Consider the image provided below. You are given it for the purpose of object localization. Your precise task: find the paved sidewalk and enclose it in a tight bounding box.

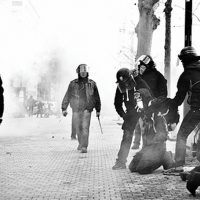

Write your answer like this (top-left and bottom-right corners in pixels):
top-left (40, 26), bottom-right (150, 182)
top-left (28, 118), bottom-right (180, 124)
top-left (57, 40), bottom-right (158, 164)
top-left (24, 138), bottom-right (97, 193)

top-left (0, 117), bottom-right (199, 200)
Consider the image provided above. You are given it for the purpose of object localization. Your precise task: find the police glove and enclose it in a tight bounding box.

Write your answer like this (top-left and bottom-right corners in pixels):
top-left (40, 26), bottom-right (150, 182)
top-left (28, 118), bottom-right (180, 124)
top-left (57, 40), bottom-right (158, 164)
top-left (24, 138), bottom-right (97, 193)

top-left (62, 110), bottom-right (68, 117)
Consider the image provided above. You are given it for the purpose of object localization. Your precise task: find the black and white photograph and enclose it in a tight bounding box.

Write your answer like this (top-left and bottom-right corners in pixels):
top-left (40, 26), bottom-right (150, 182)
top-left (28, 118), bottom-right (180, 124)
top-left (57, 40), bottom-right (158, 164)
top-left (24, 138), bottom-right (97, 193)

top-left (1, 0), bottom-right (200, 199)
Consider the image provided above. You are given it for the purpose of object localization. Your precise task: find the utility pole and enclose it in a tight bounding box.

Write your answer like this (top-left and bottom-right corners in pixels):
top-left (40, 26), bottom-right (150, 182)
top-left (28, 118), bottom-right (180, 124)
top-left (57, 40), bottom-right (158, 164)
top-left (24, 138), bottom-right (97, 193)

top-left (183, 0), bottom-right (192, 116)
top-left (185, 0), bottom-right (192, 46)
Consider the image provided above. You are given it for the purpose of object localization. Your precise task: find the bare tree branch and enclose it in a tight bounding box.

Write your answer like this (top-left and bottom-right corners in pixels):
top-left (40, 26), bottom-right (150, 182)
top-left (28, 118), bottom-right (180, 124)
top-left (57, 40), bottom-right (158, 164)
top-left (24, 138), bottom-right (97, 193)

top-left (173, 4), bottom-right (200, 23)
top-left (194, 2), bottom-right (200, 12)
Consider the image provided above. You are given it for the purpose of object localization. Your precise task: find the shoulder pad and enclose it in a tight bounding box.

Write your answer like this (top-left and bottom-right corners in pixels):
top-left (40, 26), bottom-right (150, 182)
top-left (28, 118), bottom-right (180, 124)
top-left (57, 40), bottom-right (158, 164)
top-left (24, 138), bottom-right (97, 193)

top-left (70, 79), bottom-right (78, 83)
top-left (88, 79), bottom-right (96, 85)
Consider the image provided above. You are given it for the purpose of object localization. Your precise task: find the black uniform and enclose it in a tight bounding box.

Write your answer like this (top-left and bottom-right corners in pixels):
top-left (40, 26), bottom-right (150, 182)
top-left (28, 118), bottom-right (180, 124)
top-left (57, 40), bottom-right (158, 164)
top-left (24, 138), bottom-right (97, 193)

top-left (170, 60), bottom-right (200, 167)
top-left (114, 76), bottom-right (151, 166)
top-left (132, 67), bottom-right (167, 148)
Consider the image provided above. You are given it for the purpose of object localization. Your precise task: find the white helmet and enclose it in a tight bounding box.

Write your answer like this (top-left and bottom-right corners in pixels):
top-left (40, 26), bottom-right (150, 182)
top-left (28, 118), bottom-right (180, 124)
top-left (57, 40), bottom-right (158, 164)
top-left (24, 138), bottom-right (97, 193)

top-left (135, 55), bottom-right (155, 75)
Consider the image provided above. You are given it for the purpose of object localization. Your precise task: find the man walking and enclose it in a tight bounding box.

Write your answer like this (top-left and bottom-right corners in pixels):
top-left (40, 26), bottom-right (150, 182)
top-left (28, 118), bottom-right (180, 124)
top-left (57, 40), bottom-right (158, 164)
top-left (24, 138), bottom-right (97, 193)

top-left (62, 64), bottom-right (101, 153)
top-left (26, 95), bottom-right (35, 117)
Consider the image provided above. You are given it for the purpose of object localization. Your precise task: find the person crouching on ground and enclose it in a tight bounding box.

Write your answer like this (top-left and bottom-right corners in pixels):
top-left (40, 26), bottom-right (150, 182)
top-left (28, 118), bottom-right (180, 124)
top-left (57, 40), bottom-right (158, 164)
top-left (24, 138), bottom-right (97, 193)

top-left (61, 64), bottom-right (101, 153)
top-left (112, 68), bottom-right (151, 170)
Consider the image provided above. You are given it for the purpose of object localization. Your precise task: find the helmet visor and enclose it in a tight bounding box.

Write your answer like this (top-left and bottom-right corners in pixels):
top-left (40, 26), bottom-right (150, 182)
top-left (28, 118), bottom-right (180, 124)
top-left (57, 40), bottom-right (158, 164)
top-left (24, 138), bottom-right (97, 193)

top-left (79, 65), bottom-right (89, 73)
top-left (77, 64), bottom-right (89, 78)
top-left (135, 55), bottom-right (151, 66)
top-left (142, 56), bottom-right (151, 65)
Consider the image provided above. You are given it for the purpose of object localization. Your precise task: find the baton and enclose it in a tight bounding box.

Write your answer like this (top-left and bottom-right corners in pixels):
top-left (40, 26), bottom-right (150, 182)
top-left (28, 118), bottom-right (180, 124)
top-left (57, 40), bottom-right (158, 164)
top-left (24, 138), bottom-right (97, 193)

top-left (97, 116), bottom-right (103, 134)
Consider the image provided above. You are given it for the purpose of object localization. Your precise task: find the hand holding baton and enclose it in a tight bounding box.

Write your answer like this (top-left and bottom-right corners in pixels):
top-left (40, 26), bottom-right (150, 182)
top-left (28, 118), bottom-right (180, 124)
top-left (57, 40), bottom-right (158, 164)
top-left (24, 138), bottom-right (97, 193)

top-left (96, 112), bottom-right (103, 134)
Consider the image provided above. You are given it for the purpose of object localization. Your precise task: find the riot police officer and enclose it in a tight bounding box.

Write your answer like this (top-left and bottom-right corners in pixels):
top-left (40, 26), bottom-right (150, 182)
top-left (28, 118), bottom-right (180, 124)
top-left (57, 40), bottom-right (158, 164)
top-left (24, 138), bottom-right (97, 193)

top-left (112, 68), bottom-right (151, 169)
top-left (132, 55), bottom-right (167, 149)
top-left (168, 46), bottom-right (200, 171)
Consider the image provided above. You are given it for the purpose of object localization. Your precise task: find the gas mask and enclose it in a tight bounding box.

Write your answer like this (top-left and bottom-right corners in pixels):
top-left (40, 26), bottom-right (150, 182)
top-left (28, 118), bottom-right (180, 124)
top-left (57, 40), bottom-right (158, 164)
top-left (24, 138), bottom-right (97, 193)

top-left (135, 55), bottom-right (152, 75)
top-left (138, 64), bottom-right (147, 75)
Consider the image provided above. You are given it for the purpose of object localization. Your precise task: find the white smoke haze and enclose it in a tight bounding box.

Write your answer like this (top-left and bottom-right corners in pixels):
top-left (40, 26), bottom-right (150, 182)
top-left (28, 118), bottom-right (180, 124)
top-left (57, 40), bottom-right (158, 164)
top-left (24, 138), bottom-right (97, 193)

top-left (0, 0), bottom-right (200, 135)
top-left (0, 0), bottom-right (131, 120)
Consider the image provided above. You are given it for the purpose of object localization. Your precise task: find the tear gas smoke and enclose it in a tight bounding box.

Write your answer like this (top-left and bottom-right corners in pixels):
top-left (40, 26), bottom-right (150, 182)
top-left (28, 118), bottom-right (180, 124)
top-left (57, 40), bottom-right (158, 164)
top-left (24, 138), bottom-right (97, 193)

top-left (1, 0), bottom-right (200, 138)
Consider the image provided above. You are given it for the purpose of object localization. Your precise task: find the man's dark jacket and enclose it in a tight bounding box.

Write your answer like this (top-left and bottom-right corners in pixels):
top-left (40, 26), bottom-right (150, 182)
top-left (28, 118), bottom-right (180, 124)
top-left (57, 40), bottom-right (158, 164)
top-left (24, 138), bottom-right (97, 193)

top-left (62, 78), bottom-right (101, 113)
top-left (114, 76), bottom-right (151, 131)
top-left (142, 68), bottom-right (167, 98)
top-left (170, 61), bottom-right (200, 109)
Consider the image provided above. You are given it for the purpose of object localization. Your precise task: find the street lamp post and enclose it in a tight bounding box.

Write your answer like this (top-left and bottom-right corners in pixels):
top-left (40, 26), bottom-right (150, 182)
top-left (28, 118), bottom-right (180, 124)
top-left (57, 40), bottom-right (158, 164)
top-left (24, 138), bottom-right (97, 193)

top-left (185, 0), bottom-right (192, 46)
top-left (183, 0), bottom-right (192, 116)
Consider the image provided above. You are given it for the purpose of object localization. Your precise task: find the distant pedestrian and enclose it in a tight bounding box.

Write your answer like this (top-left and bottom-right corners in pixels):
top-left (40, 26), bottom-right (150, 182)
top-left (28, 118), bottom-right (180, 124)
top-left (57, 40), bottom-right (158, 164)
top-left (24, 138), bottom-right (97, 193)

top-left (36, 100), bottom-right (44, 118)
top-left (43, 102), bottom-right (53, 118)
top-left (61, 64), bottom-right (101, 153)
top-left (0, 75), bottom-right (4, 124)
top-left (26, 95), bottom-right (35, 117)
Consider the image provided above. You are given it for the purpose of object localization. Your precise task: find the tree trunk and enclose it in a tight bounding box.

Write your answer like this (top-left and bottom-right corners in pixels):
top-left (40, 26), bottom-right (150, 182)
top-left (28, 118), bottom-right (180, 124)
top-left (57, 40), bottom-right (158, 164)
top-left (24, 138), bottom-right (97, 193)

top-left (135, 0), bottom-right (160, 59)
top-left (164, 0), bottom-right (172, 96)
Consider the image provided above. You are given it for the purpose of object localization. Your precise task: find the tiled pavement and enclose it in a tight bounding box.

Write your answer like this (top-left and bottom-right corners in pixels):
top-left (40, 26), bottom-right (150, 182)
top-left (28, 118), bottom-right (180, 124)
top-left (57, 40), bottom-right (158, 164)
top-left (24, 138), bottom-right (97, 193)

top-left (0, 116), bottom-right (199, 200)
